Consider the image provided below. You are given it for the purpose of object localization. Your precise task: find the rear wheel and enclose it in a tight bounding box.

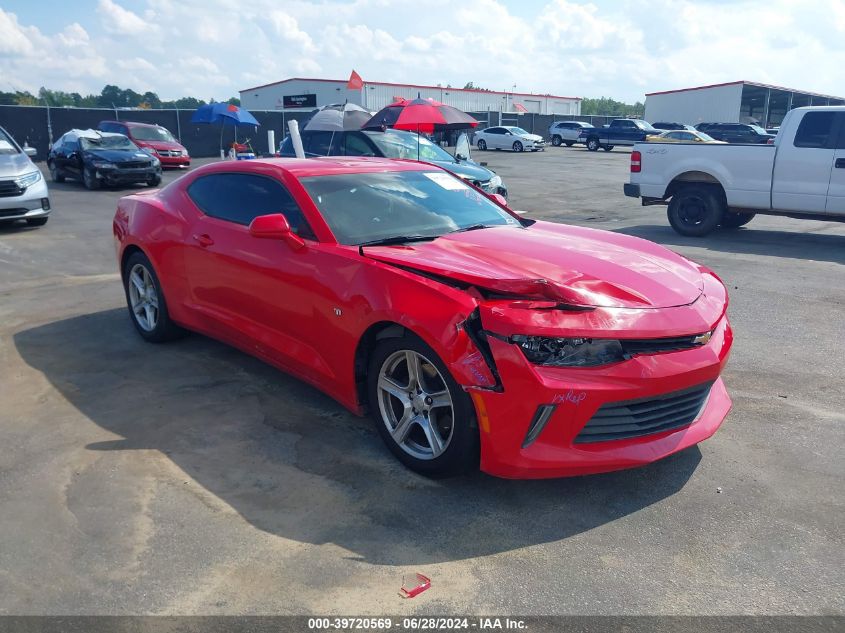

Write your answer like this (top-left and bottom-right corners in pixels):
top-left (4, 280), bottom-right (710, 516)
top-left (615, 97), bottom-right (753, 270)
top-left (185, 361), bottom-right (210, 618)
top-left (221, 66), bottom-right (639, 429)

top-left (603, 145), bottom-right (614, 151)
top-left (721, 211), bottom-right (756, 228)
top-left (123, 252), bottom-right (185, 343)
top-left (586, 137), bottom-right (600, 151)
top-left (83, 167), bottom-right (100, 190)
top-left (667, 185), bottom-right (724, 237)
top-left (551, 135), bottom-right (562, 146)
top-left (368, 335), bottom-right (478, 478)
top-left (26, 217), bottom-right (48, 227)
top-left (477, 139), bottom-right (487, 151)
top-left (512, 141), bottom-right (523, 152)
top-left (48, 161), bottom-right (65, 183)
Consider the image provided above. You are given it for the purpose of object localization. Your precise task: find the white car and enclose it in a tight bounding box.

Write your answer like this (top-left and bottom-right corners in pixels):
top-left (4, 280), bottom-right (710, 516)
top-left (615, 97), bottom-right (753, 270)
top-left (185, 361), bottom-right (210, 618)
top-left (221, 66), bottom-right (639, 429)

top-left (474, 126), bottom-right (545, 152)
top-left (0, 125), bottom-right (50, 227)
top-left (549, 120), bottom-right (594, 146)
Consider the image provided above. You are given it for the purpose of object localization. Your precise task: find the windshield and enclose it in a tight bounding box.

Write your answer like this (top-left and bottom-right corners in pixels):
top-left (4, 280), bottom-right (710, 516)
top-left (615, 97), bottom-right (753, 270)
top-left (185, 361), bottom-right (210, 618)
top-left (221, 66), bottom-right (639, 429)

top-left (507, 127), bottom-right (529, 135)
top-left (364, 130), bottom-right (456, 163)
top-left (300, 170), bottom-right (520, 245)
top-left (130, 126), bottom-right (176, 142)
top-left (80, 135), bottom-right (138, 151)
top-left (0, 128), bottom-right (20, 155)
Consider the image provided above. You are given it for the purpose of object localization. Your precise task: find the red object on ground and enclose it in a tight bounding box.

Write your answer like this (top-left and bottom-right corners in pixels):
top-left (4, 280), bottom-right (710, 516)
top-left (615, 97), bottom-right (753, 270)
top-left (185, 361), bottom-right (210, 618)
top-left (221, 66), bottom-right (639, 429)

top-left (347, 70), bottom-right (364, 90)
top-left (399, 573), bottom-right (431, 599)
top-left (113, 157), bottom-right (732, 479)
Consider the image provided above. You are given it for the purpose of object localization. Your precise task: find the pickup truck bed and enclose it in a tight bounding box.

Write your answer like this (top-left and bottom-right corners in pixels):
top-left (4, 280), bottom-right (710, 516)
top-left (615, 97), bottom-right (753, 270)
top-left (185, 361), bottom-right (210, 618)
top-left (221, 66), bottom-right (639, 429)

top-left (624, 106), bottom-right (845, 236)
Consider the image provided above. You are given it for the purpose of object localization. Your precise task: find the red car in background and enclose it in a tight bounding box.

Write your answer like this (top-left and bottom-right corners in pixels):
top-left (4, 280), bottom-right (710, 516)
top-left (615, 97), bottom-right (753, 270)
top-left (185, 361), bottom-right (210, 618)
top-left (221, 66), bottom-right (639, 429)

top-left (98, 120), bottom-right (190, 168)
top-left (113, 157), bottom-right (732, 479)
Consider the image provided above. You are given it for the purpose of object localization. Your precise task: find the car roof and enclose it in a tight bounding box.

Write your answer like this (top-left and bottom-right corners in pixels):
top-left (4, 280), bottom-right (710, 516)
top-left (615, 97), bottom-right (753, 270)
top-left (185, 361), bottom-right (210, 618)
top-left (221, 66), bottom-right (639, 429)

top-left (211, 156), bottom-right (438, 178)
top-left (61, 128), bottom-right (126, 142)
top-left (100, 120), bottom-right (165, 129)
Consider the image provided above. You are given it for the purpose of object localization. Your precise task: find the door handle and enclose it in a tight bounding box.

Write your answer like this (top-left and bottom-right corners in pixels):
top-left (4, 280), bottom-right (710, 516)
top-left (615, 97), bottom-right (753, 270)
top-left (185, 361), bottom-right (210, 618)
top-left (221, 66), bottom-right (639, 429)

top-left (193, 233), bottom-right (214, 247)
top-left (835, 158), bottom-right (845, 169)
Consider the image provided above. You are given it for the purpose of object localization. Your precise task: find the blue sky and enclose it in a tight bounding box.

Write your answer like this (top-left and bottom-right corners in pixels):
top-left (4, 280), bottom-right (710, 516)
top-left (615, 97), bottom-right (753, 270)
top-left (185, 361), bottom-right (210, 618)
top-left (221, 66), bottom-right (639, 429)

top-left (2, 0), bottom-right (843, 103)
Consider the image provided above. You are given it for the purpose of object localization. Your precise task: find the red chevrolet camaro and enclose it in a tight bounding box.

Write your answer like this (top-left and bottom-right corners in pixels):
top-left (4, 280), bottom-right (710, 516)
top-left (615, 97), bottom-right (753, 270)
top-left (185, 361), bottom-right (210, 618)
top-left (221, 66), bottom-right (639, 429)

top-left (113, 157), bottom-right (732, 479)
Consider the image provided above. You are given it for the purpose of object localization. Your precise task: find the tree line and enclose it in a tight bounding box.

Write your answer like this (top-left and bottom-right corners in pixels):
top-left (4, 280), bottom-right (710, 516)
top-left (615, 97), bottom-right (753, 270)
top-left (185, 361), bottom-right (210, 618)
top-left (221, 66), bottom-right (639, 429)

top-left (0, 85), bottom-right (240, 109)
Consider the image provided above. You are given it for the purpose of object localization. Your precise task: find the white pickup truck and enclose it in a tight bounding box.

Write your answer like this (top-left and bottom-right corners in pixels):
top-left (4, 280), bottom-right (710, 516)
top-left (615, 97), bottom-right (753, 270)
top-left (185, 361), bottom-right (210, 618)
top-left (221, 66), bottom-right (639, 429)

top-left (624, 106), bottom-right (845, 236)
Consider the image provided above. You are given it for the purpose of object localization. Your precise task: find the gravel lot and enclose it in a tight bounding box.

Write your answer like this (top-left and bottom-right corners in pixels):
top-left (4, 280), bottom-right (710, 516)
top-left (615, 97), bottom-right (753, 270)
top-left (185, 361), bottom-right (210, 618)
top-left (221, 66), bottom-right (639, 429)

top-left (0, 147), bottom-right (842, 615)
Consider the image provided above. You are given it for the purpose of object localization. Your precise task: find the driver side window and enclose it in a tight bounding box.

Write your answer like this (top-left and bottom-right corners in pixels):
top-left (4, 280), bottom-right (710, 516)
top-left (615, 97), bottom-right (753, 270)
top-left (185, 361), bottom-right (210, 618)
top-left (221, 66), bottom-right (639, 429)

top-left (343, 133), bottom-right (376, 157)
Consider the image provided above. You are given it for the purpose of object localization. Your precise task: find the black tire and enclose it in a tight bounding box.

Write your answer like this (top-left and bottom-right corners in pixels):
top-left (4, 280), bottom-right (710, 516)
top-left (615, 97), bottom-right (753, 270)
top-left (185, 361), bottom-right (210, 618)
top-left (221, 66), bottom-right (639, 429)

top-left (551, 135), bottom-right (562, 146)
top-left (48, 161), bottom-right (65, 183)
top-left (367, 334), bottom-right (479, 478)
top-left (477, 139), bottom-right (487, 151)
top-left (512, 141), bottom-right (523, 152)
top-left (667, 185), bottom-right (725, 237)
top-left (564, 141), bottom-right (574, 147)
top-left (721, 211), bottom-right (756, 228)
top-left (603, 145), bottom-right (614, 151)
top-left (123, 251), bottom-right (185, 343)
top-left (83, 167), bottom-right (100, 190)
top-left (26, 217), bottom-right (48, 227)
top-left (148, 175), bottom-right (162, 187)
top-left (586, 137), bottom-right (600, 151)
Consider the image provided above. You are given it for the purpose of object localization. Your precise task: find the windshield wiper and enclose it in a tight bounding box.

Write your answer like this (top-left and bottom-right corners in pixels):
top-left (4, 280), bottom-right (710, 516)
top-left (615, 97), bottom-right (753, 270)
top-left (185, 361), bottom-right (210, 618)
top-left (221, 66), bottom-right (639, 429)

top-left (357, 234), bottom-right (439, 255)
top-left (451, 223), bottom-right (494, 234)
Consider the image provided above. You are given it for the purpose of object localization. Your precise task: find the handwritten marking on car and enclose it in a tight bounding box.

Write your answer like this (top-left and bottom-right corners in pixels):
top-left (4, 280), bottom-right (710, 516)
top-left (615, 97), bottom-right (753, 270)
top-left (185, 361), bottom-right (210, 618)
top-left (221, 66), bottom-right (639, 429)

top-left (553, 390), bottom-right (587, 406)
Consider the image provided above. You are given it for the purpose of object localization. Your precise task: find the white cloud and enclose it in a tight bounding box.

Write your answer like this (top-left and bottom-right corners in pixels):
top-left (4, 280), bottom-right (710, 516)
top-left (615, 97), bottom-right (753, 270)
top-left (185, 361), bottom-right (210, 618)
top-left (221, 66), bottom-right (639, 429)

top-left (0, 0), bottom-right (843, 103)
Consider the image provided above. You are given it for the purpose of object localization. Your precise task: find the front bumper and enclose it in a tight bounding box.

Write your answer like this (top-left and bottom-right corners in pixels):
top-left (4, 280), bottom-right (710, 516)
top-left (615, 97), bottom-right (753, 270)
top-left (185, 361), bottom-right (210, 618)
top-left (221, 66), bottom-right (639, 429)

top-left (156, 153), bottom-right (191, 168)
top-left (525, 140), bottom-right (546, 151)
top-left (469, 314), bottom-right (733, 479)
top-left (97, 166), bottom-right (161, 184)
top-left (0, 175), bottom-right (51, 221)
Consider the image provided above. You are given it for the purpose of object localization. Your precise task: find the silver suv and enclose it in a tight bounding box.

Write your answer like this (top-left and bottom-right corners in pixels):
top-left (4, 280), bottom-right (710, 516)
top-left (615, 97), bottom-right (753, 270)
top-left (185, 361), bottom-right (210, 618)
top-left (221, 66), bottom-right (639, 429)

top-left (0, 126), bottom-right (50, 227)
top-left (548, 120), bottom-right (594, 147)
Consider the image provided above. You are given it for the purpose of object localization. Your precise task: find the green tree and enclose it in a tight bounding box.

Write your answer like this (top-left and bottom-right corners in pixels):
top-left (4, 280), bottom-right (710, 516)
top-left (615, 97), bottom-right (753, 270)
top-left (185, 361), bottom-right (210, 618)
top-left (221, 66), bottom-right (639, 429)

top-left (581, 96), bottom-right (644, 117)
top-left (226, 96), bottom-right (240, 106)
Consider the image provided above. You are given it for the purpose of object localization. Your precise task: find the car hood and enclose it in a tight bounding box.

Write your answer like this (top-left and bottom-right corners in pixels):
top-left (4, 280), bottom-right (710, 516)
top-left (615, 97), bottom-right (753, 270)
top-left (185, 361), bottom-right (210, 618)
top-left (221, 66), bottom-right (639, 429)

top-left (519, 133), bottom-right (544, 142)
top-left (84, 148), bottom-right (154, 162)
top-left (135, 139), bottom-right (186, 151)
top-left (432, 159), bottom-right (495, 182)
top-left (0, 152), bottom-right (37, 177)
top-left (364, 221), bottom-right (704, 309)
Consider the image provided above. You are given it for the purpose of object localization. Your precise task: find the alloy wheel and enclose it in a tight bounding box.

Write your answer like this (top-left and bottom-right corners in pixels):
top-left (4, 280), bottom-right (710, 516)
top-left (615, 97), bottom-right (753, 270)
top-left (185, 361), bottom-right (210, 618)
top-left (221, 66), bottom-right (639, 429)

top-left (376, 349), bottom-right (454, 460)
top-left (127, 263), bottom-right (159, 332)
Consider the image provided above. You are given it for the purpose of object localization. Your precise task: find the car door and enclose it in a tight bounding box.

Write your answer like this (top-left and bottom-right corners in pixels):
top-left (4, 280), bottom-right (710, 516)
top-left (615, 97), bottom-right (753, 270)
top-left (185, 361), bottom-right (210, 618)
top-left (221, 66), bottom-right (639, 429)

top-left (825, 113), bottom-right (845, 213)
top-left (772, 111), bottom-right (839, 213)
top-left (486, 127), bottom-right (503, 149)
top-left (181, 171), bottom-right (338, 382)
top-left (63, 139), bottom-right (83, 178)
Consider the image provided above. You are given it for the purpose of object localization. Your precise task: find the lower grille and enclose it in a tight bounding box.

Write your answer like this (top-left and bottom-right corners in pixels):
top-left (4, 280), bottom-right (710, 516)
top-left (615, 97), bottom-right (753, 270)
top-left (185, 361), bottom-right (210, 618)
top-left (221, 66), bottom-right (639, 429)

top-left (118, 161), bottom-right (151, 169)
top-left (574, 381), bottom-right (714, 444)
top-left (0, 180), bottom-right (23, 197)
top-left (0, 208), bottom-right (27, 217)
top-left (621, 333), bottom-right (708, 356)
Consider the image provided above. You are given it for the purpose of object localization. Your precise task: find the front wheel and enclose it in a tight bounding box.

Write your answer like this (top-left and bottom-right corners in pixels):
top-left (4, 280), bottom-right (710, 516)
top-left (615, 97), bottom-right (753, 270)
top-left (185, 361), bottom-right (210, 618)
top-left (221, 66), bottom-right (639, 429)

top-left (368, 335), bottom-right (478, 478)
top-left (147, 175), bottom-right (162, 187)
top-left (667, 185), bottom-right (724, 237)
top-left (512, 141), bottom-right (523, 152)
top-left (48, 161), bottom-right (65, 183)
top-left (586, 137), bottom-right (600, 151)
top-left (83, 167), bottom-right (100, 190)
top-left (721, 211), bottom-right (755, 228)
top-left (551, 135), bottom-right (562, 146)
top-left (477, 139), bottom-right (487, 151)
top-left (123, 252), bottom-right (185, 343)
top-left (602, 145), bottom-right (614, 151)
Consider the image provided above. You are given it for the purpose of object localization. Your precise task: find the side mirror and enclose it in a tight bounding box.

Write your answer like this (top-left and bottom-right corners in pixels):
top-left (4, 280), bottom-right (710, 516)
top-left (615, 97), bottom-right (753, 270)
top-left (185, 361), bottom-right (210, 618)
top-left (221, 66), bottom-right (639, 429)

top-left (490, 193), bottom-right (509, 207)
top-left (249, 213), bottom-right (305, 250)
top-left (24, 147), bottom-right (37, 158)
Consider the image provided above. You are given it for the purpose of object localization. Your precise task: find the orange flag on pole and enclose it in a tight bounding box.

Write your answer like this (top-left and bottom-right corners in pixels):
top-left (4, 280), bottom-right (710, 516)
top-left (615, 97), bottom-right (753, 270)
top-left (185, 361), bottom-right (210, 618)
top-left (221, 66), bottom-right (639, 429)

top-left (347, 70), bottom-right (364, 90)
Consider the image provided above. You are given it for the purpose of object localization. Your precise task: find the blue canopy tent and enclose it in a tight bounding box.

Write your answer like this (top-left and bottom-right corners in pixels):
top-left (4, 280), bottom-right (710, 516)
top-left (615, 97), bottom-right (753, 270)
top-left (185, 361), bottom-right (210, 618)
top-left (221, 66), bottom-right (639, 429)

top-left (190, 103), bottom-right (260, 156)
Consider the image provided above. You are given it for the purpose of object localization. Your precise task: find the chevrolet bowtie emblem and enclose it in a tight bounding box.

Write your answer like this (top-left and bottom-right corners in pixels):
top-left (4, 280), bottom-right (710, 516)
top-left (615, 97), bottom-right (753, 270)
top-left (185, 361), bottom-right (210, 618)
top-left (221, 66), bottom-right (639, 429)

top-left (693, 331), bottom-right (712, 345)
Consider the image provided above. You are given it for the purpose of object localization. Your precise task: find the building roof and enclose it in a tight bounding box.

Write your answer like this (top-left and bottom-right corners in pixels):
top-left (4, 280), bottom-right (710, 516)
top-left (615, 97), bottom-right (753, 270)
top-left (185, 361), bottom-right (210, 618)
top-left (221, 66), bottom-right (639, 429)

top-left (240, 77), bottom-right (581, 101)
top-left (645, 80), bottom-right (844, 101)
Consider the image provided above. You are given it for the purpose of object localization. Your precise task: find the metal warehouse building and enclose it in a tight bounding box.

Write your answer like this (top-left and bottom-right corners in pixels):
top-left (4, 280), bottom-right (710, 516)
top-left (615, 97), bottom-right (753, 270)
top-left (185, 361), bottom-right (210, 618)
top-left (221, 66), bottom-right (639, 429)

top-left (644, 81), bottom-right (845, 128)
top-left (240, 77), bottom-right (581, 115)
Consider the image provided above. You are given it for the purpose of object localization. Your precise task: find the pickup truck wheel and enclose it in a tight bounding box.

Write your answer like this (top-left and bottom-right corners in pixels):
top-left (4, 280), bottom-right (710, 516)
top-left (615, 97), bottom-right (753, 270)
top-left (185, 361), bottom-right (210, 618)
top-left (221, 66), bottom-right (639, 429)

top-left (586, 138), bottom-right (600, 151)
top-left (512, 141), bottom-right (523, 152)
top-left (667, 186), bottom-right (724, 237)
top-left (551, 135), bottom-right (562, 146)
top-left (602, 145), bottom-right (614, 151)
top-left (477, 139), bottom-right (487, 151)
top-left (721, 211), bottom-right (756, 228)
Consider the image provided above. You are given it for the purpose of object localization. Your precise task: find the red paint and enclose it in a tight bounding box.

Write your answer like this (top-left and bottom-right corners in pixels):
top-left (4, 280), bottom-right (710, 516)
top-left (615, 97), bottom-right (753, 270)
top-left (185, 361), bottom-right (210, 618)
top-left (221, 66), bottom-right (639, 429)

top-left (113, 157), bottom-right (733, 479)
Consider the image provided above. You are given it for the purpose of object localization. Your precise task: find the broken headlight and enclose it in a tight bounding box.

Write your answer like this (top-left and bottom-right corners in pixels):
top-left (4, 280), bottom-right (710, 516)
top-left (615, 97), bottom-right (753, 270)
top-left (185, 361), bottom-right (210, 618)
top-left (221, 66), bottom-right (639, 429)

top-left (511, 335), bottom-right (627, 367)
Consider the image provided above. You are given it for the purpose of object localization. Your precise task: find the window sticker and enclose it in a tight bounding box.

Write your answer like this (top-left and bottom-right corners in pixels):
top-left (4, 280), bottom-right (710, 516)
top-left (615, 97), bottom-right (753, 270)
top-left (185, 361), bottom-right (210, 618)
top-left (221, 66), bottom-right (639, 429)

top-left (423, 172), bottom-right (466, 190)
